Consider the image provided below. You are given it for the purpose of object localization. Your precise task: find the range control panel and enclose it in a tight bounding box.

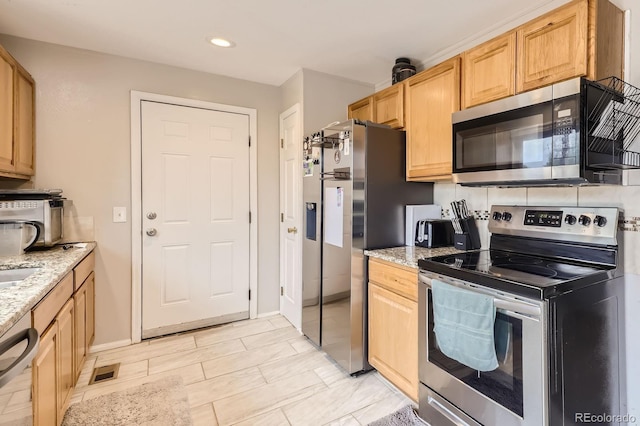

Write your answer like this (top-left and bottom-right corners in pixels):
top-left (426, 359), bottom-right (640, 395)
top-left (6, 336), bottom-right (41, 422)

top-left (524, 210), bottom-right (563, 227)
top-left (489, 205), bottom-right (619, 245)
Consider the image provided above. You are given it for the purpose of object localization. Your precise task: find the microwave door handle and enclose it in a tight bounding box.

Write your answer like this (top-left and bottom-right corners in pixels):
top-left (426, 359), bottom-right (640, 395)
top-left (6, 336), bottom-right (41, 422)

top-left (22, 221), bottom-right (41, 250)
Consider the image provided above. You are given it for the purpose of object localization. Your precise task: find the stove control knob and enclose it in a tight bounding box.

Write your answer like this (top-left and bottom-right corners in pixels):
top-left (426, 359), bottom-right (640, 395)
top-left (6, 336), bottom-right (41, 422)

top-left (502, 212), bottom-right (512, 222)
top-left (594, 215), bottom-right (608, 227)
top-left (578, 215), bottom-right (591, 226)
top-left (565, 214), bottom-right (577, 225)
top-left (492, 211), bottom-right (502, 221)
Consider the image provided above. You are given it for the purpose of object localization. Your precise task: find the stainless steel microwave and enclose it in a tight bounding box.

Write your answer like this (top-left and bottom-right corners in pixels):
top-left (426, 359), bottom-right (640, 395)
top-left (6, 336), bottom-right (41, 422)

top-left (452, 77), bottom-right (635, 186)
top-left (0, 196), bottom-right (64, 247)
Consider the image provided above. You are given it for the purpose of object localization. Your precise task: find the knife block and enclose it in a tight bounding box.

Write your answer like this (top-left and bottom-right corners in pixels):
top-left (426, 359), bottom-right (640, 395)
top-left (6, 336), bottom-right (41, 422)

top-left (453, 218), bottom-right (481, 250)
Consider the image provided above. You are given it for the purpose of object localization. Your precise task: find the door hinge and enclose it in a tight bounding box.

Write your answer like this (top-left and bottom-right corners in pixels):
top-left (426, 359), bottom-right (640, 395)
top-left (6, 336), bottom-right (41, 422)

top-left (249, 289), bottom-right (251, 300)
top-left (280, 286), bottom-right (284, 296)
top-left (249, 211), bottom-right (252, 223)
top-left (281, 138), bottom-right (284, 148)
top-left (281, 213), bottom-right (284, 222)
top-left (248, 136), bottom-right (251, 147)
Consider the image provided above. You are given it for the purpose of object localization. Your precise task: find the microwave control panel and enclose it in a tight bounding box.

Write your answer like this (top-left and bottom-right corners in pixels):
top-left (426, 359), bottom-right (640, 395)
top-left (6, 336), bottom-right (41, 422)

top-left (552, 96), bottom-right (580, 166)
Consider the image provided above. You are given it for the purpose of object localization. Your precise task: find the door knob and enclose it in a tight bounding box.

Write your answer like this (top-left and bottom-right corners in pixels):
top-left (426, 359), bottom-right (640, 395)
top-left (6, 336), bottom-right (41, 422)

top-left (146, 228), bottom-right (157, 236)
top-left (287, 227), bottom-right (298, 234)
top-left (146, 212), bottom-right (157, 220)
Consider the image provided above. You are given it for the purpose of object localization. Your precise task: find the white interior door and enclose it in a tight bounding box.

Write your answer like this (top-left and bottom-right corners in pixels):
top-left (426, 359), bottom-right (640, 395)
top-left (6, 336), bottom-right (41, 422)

top-left (141, 100), bottom-right (250, 338)
top-left (279, 104), bottom-right (302, 329)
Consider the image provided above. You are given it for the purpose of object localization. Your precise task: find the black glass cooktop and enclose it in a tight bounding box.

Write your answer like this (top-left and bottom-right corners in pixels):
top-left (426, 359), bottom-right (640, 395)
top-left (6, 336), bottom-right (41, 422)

top-left (418, 249), bottom-right (614, 299)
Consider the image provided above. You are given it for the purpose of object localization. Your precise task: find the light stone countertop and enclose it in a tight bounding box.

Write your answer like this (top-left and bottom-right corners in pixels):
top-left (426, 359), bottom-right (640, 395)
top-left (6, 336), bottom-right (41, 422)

top-left (364, 245), bottom-right (460, 269)
top-left (0, 242), bottom-right (97, 336)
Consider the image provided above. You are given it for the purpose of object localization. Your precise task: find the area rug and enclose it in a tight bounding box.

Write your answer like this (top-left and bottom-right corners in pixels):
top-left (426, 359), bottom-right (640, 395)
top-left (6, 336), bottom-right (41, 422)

top-left (368, 405), bottom-right (428, 426)
top-left (62, 376), bottom-right (192, 426)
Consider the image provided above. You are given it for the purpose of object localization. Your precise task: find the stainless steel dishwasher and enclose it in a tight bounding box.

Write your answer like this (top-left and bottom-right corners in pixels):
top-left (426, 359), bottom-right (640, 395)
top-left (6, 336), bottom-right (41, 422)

top-left (0, 313), bottom-right (39, 425)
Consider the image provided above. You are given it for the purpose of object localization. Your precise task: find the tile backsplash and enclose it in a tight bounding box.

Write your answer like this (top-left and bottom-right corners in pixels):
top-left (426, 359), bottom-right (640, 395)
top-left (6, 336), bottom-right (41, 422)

top-left (433, 183), bottom-right (640, 275)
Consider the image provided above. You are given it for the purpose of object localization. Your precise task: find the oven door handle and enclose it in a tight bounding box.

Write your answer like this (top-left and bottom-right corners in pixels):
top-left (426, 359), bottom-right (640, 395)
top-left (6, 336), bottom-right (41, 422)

top-left (497, 308), bottom-right (540, 322)
top-left (427, 396), bottom-right (472, 426)
top-left (0, 328), bottom-right (39, 388)
top-left (419, 273), bottom-right (542, 319)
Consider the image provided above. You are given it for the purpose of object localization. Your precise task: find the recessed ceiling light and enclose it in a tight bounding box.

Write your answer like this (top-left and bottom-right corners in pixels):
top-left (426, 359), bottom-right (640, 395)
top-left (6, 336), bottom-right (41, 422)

top-left (208, 37), bottom-right (235, 48)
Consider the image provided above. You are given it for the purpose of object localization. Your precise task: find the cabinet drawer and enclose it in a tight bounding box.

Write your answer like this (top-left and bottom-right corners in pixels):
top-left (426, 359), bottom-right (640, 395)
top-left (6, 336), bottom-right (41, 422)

top-left (74, 251), bottom-right (94, 290)
top-left (32, 272), bottom-right (73, 335)
top-left (368, 258), bottom-right (418, 302)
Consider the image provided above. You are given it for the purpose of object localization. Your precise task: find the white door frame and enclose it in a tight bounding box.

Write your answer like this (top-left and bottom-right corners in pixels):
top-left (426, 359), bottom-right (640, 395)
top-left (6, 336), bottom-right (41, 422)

top-left (130, 91), bottom-right (258, 344)
top-left (279, 103), bottom-right (303, 329)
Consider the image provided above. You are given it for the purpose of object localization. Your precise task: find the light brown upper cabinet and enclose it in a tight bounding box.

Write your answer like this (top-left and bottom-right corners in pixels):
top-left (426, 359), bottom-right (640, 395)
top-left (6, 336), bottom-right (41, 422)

top-left (347, 84), bottom-right (404, 129)
top-left (373, 83), bottom-right (404, 128)
top-left (347, 96), bottom-right (373, 122)
top-left (516, 0), bottom-right (623, 93)
top-left (15, 69), bottom-right (35, 175)
top-left (462, 32), bottom-right (516, 109)
top-left (0, 43), bottom-right (35, 179)
top-left (0, 50), bottom-right (15, 172)
top-left (405, 57), bottom-right (461, 181)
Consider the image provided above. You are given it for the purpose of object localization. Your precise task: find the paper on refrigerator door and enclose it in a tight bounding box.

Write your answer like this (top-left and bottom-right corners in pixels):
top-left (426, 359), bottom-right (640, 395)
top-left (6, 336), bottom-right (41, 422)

top-left (325, 187), bottom-right (343, 248)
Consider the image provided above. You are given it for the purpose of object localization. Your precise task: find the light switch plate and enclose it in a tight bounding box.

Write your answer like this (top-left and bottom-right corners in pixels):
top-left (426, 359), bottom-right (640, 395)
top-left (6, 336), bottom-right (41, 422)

top-left (113, 207), bottom-right (127, 223)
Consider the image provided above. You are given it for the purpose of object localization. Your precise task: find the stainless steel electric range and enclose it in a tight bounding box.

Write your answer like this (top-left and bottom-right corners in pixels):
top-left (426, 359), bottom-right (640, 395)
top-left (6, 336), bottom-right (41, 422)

top-left (417, 205), bottom-right (625, 426)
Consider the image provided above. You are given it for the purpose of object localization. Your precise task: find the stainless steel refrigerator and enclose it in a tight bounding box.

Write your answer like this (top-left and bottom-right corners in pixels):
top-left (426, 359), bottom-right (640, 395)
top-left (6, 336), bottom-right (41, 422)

top-left (302, 120), bottom-right (432, 375)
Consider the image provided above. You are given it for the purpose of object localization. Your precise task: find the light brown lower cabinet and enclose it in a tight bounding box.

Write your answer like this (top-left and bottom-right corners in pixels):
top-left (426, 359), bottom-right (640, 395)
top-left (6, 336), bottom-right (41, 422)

top-left (32, 298), bottom-right (74, 426)
top-left (57, 300), bottom-right (74, 422)
top-left (74, 270), bottom-right (96, 381)
top-left (86, 272), bottom-right (95, 348)
top-left (32, 323), bottom-right (57, 426)
top-left (73, 282), bottom-right (87, 381)
top-left (368, 258), bottom-right (419, 402)
top-left (32, 251), bottom-right (96, 425)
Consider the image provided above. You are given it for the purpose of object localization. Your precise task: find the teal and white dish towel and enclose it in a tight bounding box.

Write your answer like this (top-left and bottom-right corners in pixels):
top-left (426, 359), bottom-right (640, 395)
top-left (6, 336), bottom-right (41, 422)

top-left (431, 279), bottom-right (499, 371)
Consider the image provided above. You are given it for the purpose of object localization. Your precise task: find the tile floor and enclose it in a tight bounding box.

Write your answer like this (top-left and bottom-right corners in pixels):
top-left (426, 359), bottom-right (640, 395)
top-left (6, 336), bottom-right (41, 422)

top-left (70, 315), bottom-right (414, 425)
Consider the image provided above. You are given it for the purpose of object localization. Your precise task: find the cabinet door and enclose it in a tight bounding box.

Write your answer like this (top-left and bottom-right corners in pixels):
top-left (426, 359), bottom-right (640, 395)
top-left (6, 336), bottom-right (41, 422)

top-left (57, 299), bottom-right (74, 421)
top-left (33, 324), bottom-right (58, 426)
top-left (405, 57), bottom-right (460, 181)
top-left (368, 282), bottom-right (419, 401)
top-left (517, 0), bottom-right (588, 93)
top-left (462, 32), bottom-right (516, 109)
top-left (86, 272), bottom-right (95, 348)
top-left (0, 51), bottom-right (14, 172)
top-left (14, 69), bottom-right (34, 176)
top-left (347, 96), bottom-right (373, 122)
top-left (369, 258), bottom-right (418, 301)
top-left (373, 84), bottom-right (404, 128)
top-left (74, 282), bottom-right (87, 381)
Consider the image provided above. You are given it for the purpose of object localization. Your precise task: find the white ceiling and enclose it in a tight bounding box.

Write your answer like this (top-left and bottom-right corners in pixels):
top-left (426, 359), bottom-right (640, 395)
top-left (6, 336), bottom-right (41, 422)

top-left (0, 0), bottom-right (598, 87)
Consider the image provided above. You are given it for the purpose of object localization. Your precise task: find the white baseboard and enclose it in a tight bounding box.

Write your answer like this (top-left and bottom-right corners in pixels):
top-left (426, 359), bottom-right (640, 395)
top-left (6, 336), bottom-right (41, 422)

top-left (89, 339), bottom-right (132, 354)
top-left (257, 311), bottom-right (280, 319)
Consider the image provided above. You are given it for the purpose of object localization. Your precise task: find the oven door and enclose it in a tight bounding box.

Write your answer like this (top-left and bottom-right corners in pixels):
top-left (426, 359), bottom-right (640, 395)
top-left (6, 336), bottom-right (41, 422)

top-left (418, 272), bottom-right (548, 426)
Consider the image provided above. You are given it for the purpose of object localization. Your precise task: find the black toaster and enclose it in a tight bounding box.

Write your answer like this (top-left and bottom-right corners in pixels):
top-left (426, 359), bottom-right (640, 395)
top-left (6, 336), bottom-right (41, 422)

top-left (415, 219), bottom-right (454, 248)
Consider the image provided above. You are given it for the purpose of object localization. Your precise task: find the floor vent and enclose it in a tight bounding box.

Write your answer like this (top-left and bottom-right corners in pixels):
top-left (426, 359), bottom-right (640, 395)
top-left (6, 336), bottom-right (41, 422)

top-left (88, 363), bottom-right (120, 385)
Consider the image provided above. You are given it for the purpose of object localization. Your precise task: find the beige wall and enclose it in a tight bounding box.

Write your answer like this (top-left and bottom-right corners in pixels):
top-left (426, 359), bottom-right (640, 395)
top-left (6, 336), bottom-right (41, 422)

top-left (0, 35), bottom-right (282, 345)
top-left (280, 69), bottom-right (303, 113)
top-left (302, 69), bottom-right (373, 136)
